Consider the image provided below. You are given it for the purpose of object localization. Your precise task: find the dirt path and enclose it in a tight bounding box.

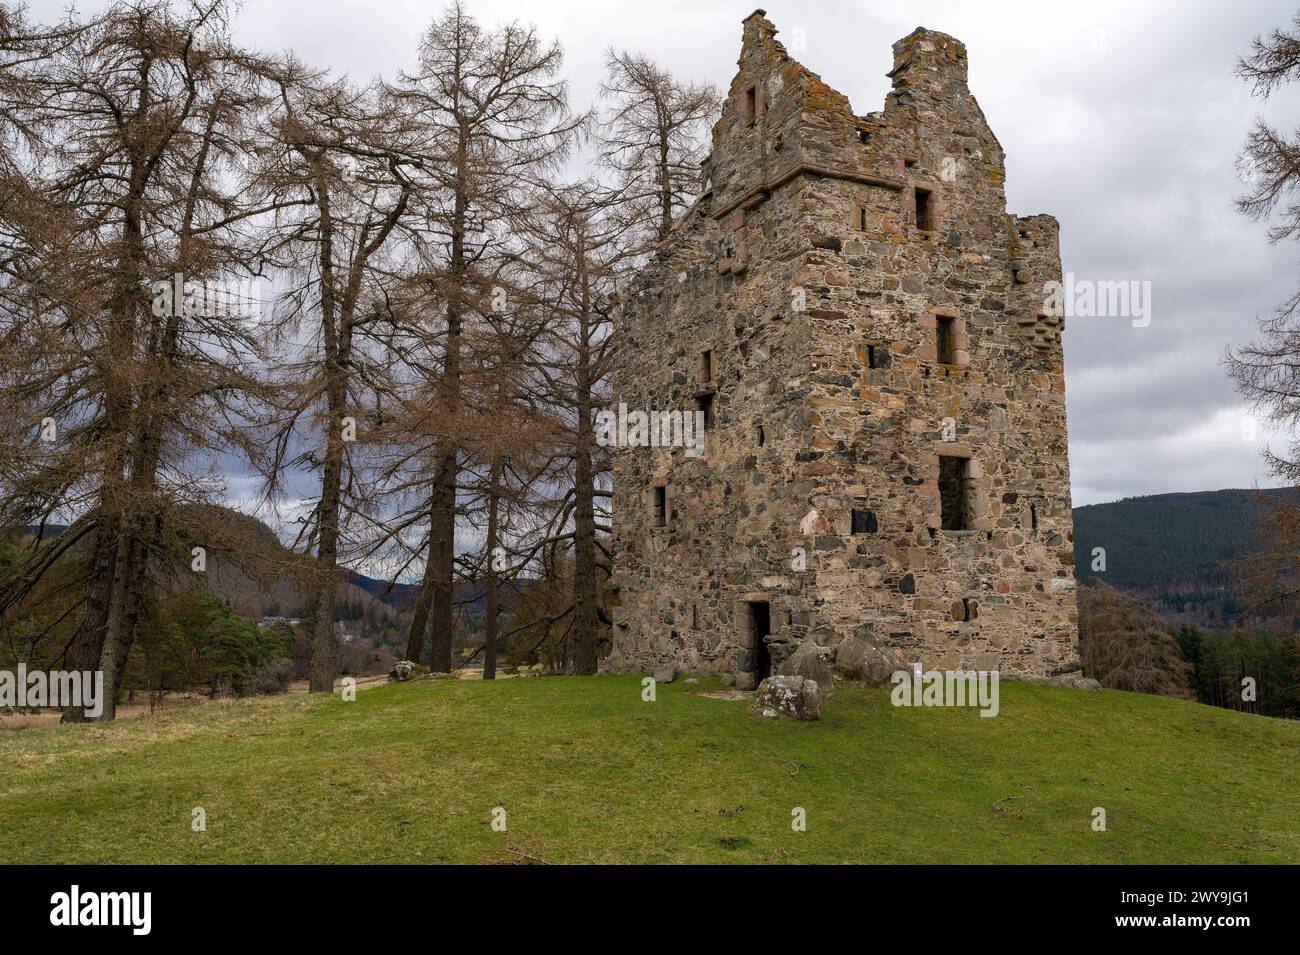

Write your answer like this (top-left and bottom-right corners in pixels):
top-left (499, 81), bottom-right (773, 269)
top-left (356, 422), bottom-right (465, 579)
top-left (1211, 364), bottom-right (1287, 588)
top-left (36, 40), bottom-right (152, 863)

top-left (0, 672), bottom-right (393, 731)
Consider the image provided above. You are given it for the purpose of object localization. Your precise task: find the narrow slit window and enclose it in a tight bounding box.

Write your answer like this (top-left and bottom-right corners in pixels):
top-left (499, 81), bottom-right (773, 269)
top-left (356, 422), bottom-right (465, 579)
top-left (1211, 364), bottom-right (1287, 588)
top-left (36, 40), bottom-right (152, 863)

top-left (858, 206), bottom-right (868, 231)
top-left (653, 485), bottom-right (667, 528)
top-left (935, 316), bottom-right (957, 364)
top-left (744, 86), bottom-right (757, 126)
top-left (913, 187), bottom-right (933, 230)
top-left (938, 455), bottom-right (971, 531)
top-left (867, 344), bottom-right (878, 369)
top-left (700, 349), bottom-right (715, 381)
top-left (696, 393), bottom-right (714, 429)
top-left (756, 423), bottom-right (765, 447)
top-left (1030, 502), bottom-right (1038, 530)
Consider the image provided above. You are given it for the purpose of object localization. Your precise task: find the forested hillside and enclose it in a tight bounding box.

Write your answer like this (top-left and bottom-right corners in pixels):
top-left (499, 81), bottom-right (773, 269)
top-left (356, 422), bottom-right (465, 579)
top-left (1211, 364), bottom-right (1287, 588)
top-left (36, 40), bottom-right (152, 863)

top-left (1072, 488), bottom-right (1296, 629)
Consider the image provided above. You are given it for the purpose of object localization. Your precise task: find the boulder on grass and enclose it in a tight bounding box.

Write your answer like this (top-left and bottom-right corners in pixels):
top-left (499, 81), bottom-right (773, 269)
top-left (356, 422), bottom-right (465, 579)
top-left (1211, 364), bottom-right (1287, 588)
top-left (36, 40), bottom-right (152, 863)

top-left (778, 642), bottom-right (835, 693)
top-left (833, 634), bottom-right (901, 686)
top-left (752, 675), bottom-right (821, 721)
top-left (1048, 671), bottom-right (1101, 692)
top-left (652, 666), bottom-right (677, 685)
top-left (388, 660), bottom-right (417, 682)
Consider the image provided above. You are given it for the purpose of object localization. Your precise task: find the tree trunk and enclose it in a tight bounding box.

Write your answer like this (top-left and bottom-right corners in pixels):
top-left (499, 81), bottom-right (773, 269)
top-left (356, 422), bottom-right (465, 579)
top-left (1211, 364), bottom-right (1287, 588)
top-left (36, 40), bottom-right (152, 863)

top-left (93, 529), bottom-right (135, 720)
top-left (657, 131), bottom-right (673, 242)
top-left (61, 520), bottom-right (117, 722)
top-left (422, 149), bottom-right (467, 675)
top-left (308, 165), bottom-right (345, 695)
top-left (403, 488), bottom-right (439, 663)
top-left (572, 446), bottom-right (599, 675)
top-left (426, 450), bottom-right (456, 673)
top-left (310, 417), bottom-right (343, 693)
top-left (483, 454), bottom-right (503, 680)
top-left (571, 231), bottom-right (601, 675)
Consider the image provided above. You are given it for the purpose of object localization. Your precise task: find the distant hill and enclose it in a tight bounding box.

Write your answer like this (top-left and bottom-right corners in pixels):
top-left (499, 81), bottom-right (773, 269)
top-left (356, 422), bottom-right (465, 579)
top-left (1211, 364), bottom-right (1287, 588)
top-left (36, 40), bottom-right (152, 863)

top-left (345, 571), bottom-right (420, 607)
top-left (17, 510), bottom-right (404, 640)
top-left (1072, 488), bottom-right (1295, 629)
top-left (345, 570), bottom-right (533, 614)
top-left (16, 511), bottom-right (534, 626)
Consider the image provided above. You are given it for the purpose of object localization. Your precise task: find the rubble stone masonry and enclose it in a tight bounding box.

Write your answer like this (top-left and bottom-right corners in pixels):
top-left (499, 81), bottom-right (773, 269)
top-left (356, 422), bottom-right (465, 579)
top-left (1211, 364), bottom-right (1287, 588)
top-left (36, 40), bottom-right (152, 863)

top-left (607, 11), bottom-right (1079, 688)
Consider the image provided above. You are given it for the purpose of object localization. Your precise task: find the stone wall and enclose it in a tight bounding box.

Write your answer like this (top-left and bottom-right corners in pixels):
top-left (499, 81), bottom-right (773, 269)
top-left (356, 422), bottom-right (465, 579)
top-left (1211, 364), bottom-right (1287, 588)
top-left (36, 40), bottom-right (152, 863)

top-left (607, 10), bottom-right (1078, 688)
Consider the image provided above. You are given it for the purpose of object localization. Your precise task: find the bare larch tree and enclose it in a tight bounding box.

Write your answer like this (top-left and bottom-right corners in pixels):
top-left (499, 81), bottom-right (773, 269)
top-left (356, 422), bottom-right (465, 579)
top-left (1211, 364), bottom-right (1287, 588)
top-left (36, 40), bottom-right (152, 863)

top-left (596, 49), bottom-right (719, 245)
top-left (390, 1), bottom-right (582, 671)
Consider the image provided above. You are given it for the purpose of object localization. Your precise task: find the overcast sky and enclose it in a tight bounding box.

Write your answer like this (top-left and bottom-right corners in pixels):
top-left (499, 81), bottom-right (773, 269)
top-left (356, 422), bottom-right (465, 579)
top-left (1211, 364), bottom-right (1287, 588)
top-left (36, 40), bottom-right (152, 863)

top-left (27, 0), bottom-right (1300, 507)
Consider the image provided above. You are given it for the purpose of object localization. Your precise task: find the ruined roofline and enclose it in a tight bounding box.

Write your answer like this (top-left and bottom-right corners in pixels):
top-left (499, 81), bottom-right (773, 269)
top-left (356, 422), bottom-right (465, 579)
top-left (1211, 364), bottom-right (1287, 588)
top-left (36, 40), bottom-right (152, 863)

top-left (895, 24), bottom-right (966, 47)
top-left (718, 11), bottom-right (1016, 211)
top-left (888, 25), bottom-right (968, 77)
top-left (735, 12), bottom-right (1000, 145)
top-left (741, 8), bottom-right (785, 56)
top-left (655, 12), bottom-right (1028, 267)
top-left (738, 11), bottom-right (972, 111)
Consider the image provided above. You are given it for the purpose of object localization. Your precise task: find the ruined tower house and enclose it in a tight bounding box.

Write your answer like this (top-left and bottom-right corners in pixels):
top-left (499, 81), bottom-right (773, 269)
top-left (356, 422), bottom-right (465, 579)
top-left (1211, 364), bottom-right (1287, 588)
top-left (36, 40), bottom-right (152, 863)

top-left (607, 11), bottom-right (1079, 688)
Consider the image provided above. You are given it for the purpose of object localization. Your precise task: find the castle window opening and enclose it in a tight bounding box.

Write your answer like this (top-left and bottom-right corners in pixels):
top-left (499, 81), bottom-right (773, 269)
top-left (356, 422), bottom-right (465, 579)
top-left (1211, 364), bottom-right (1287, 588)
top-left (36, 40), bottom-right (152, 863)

top-left (936, 315), bottom-right (957, 364)
top-left (851, 508), bottom-right (878, 534)
top-left (653, 485), bottom-right (667, 528)
top-left (696, 392), bottom-right (714, 428)
top-left (913, 186), bottom-right (934, 230)
top-left (939, 455), bottom-right (972, 530)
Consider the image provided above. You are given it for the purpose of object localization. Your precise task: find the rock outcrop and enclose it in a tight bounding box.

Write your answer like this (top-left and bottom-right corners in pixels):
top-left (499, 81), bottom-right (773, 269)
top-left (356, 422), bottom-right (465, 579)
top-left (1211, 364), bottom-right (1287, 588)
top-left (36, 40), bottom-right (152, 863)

top-left (752, 675), bottom-right (822, 720)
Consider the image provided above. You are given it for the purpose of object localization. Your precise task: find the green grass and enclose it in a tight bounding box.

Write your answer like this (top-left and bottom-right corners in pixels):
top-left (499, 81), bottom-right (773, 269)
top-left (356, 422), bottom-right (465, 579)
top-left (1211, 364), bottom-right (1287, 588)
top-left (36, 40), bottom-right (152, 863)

top-left (1, 675), bottom-right (1297, 863)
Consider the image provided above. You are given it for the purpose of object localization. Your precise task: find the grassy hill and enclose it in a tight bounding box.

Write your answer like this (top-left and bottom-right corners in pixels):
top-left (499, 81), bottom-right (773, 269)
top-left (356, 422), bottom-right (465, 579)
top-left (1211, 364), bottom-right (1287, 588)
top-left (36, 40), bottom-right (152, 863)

top-left (1, 675), bottom-right (1296, 863)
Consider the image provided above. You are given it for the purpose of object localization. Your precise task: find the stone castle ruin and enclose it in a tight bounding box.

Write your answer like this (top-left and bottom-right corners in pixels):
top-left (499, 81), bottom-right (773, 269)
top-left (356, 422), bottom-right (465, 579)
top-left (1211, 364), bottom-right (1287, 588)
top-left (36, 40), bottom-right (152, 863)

top-left (607, 11), bottom-right (1079, 689)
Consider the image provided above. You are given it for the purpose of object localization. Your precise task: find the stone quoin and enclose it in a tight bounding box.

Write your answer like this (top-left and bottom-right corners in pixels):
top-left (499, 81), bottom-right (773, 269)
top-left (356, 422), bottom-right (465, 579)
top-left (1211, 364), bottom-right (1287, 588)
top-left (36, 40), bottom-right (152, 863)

top-left (606, 11), bottom-right (1079, 689)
